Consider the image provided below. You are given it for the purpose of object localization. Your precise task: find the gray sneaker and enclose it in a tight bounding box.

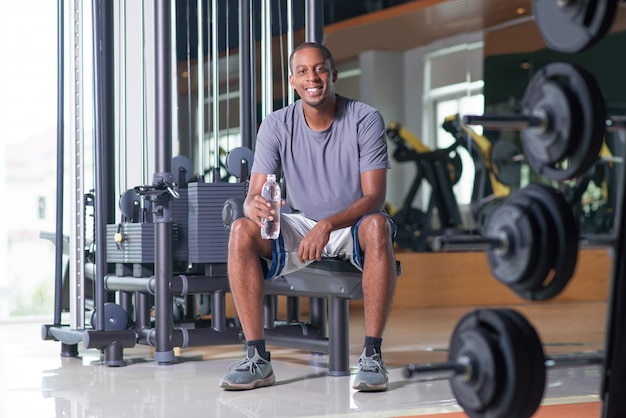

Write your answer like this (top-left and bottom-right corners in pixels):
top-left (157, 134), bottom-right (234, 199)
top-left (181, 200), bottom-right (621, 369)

top-left (352, 348), bottom-right (388, 392)
top-left (219, 348), bottom-right (275, 390)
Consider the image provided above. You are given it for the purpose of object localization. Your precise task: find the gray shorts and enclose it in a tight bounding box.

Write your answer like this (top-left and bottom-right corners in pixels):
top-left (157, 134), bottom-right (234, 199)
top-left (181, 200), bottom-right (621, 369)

top-left (261, 212), bottom-right (395, 279)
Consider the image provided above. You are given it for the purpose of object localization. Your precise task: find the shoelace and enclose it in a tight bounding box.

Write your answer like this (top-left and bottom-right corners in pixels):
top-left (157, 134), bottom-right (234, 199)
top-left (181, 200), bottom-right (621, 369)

top-left (359, 354), bottom-right (387, 373)
top-left (228, 357), bottom-right (267, 375)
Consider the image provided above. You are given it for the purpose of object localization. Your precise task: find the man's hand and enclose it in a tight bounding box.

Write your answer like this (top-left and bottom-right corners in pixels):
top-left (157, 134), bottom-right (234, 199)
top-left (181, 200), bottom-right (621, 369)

top-left (298, 220), bottom-right (332, 263)
top-left (246, 195), bottom-right (284, 228)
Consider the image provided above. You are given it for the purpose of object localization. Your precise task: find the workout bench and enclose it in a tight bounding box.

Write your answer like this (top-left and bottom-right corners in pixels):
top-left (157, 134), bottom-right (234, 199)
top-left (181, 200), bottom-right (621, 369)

top-left (223, 198), bottom-right (402, 376)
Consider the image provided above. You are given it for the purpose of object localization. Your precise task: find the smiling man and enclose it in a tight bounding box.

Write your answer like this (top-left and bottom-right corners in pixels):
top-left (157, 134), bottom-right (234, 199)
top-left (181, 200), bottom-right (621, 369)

top-left (220, 42), bottom-right (397, 392)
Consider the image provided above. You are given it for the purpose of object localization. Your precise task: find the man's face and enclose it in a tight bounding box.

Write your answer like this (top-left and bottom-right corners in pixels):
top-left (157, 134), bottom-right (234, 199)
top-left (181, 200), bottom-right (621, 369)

top-left (289, 47), bottom-right (337, 108)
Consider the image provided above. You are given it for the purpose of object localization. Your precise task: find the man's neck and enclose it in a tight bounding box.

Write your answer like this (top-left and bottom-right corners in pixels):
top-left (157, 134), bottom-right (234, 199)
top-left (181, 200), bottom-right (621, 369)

top-left (303, 95), bottom-right (338, 131)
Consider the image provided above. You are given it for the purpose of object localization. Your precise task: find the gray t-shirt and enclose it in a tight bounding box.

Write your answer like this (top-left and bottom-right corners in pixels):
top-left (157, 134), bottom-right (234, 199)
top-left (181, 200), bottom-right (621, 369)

top-left (251, 95), bottom-right (389, 221)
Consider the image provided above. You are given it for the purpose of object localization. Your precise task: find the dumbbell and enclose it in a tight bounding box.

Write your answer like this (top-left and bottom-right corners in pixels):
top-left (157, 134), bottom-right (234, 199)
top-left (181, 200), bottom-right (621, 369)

top-left (431, 183), bottom-right (579, 301)
top-left (404, 308), bottom-right (603, 418)
top-left (463, 62), bottom-right (616, 181)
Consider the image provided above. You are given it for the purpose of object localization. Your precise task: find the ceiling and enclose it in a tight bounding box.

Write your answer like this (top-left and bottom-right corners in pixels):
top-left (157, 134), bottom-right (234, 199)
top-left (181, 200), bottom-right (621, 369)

top-left (324, 0), bottom-right (534, 63)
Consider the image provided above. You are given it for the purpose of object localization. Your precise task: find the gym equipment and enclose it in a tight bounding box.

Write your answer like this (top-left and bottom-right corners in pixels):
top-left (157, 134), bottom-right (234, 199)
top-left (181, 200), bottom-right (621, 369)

top-left (386, 122), bottom-right (465, 251)
top-left (533, 0), bottom-right (618, 53)
top-left (44, 0), bottom-right (380, 374)
top-left (464, 62), bottom-right (612, 181)
top-left (441, 114), bottom-right (513, 229)
top-left (432, 183), bottom-right (579, 301)
top-left (404, 308), bottom-right (603, 418)
top-left (489, 137), bottom-right (523, 187)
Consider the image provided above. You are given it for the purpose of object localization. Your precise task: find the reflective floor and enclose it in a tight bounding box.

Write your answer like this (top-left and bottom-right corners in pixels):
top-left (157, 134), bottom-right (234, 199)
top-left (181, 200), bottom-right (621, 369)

top-left (0, 302), bottom-right (606, 417)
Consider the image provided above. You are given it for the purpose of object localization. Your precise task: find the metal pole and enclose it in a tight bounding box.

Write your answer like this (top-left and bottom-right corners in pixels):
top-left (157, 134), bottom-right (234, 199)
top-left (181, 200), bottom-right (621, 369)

top-left (92, 0), bottom-right (106, 330)
top-left (286, 0), bottom-right (294, 104)
top-left (54, 0), bottom-right (65, 327)
top-left (238, 0), bottom-right (253, 149)
top-left (197, 0), bottom-right (205, 178)
top-left (261, 0), bottom-right (272, 118)
top-left (211, 0), bottom-right (220, 181)
top-left (305, 0), bottom-right (324, 43)
top-left (68, 0), bottom-right (86, 332)
top-left (153, 0), bottom-right (175, 365)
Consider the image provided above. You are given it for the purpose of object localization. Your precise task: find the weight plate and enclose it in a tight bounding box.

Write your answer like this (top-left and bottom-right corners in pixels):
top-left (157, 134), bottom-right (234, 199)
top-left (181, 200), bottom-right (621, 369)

top-left (476, 199), bottom-right (503, 234)
top-left (393, 207), bottom-right (428, 232)
top-left (522, 63), bottom-right (606, 181)
top-left (173, 155), bottom-right (194, 184)
top-left (533, 0), bottom-right (617, 53)
top-left (484, 201), bottom-right (539, 288)
top-left (522, 80), bottom-right (579, 164)
top-left (490, 138), bottom-right (522, 187)
top-left (449, 308), bottom-right (545, 418)
top-left (491, 309), bottom-right (546, 418)
top-left (225, 146), bottom-right (254, 179)
top-left (118, 189), bottom-right (142, 221)
top-left (501, 190), bottom-right (556, 292)
top-left (90, 302), bottom-right (129, 331)
top-left (513, 184), bottom-right (579, 301)
top-left (449, 327), bottom-right (502, 413)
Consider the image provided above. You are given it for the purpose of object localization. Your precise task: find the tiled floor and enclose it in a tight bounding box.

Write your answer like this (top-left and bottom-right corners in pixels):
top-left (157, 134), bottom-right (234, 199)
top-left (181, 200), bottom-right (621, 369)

top-left (0, 301), bottom-right (606, 417)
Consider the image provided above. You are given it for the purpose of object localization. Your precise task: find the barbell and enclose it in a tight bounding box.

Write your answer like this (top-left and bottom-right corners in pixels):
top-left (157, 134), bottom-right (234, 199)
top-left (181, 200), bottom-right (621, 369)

top-left (404, 308), bottom-right (603, 418)
top-left (464, 62), bottom-right (612, 181)
top-left (431, 183), bottom-right (579, 301)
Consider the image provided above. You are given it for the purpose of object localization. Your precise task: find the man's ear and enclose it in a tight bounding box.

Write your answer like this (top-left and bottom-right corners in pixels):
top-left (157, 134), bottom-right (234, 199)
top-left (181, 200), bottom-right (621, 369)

top-left (289, 74), bottom-right (295, 89)
top-left (332, 67), bottom-right (338, 82)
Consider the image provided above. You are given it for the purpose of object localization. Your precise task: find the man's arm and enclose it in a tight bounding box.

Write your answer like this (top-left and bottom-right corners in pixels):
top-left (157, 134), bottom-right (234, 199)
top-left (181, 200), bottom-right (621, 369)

top-left (298, 168), bottom-right (387, 262)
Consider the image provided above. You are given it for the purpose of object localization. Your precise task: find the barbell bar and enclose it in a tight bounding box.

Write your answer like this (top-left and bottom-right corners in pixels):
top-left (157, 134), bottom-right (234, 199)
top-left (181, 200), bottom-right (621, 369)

top-left (404, 351), bottom-right (603, 380)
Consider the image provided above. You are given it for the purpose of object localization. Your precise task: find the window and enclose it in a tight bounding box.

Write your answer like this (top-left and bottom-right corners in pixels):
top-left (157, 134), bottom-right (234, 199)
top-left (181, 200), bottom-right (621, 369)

top-left (423, 42), bottom-right (484, 225)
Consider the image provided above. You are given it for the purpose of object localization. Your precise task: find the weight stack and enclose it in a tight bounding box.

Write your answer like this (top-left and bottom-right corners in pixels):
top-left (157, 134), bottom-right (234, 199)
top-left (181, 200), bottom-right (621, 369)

top-left (187, 182), bottom-right (247, 264)
top-left (105, 189), bottom-right (189, 263)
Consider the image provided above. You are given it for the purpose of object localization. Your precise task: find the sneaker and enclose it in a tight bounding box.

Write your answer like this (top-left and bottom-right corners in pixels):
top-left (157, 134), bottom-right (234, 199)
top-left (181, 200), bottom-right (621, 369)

top-left (352, 348), bottom-right (388, 392)
top-left (219, 348), bottom-right (276, 390)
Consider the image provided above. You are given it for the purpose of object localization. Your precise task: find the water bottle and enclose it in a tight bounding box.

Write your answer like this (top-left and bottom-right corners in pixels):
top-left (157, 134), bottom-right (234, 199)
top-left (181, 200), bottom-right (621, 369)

top-left (261, 173), bottom-right (281, 239)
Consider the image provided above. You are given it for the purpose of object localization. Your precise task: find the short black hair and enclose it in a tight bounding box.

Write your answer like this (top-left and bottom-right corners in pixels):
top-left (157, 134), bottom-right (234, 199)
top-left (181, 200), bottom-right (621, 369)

top-left (289, 42), bottom-right (335, 74)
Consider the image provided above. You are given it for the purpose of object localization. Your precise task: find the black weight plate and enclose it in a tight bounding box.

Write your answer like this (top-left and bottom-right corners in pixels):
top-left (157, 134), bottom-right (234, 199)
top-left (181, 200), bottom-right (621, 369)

top-left (533, 0), bottom-right (617, 53)
top-left (484, 201), bottom-right (539, 287)
top-left (492, 309), bottom-right (546, 418)
top-left (514, 184), bottom-right (579, 301)
top-left (393, 207), bottom-right (428, 232)
top-left (173, 155), bottom-right (194, 184)
top-left (502, 190), bottom-right (556, 292)
top-left (91, 302), bottom-right (129, 331)
top-left (522, 80), bottom-right (579, 165)
top-left (522, 63), bottom-right (606, 181)
top-left (449, 309), bottom-right (543, 418)
top-left (491, 138), bottom-right (522, 187)
top-left (119, 188), bottom-right (142, 220)
top-left (448, 310), bottom-right (504, 416)
top-left (225, 146), bottom-right (254, 179)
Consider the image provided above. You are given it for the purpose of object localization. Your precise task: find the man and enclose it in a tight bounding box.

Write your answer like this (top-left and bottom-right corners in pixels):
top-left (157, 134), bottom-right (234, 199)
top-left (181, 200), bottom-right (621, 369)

top-left (220, 42), bottom-right (397, 392)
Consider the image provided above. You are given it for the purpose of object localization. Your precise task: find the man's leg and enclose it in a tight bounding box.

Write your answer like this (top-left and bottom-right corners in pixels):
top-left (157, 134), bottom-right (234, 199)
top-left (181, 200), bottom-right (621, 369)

top-left (353, 213), bottom-right (397, 391)
top-left (220, 217), bottom-right (275, 390)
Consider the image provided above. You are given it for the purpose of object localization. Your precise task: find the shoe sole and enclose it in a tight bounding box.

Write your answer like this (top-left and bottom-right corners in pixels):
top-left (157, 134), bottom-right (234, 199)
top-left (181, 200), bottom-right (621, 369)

top-left (220, 373), bottom-right (276, 391)
top-left (352, 380), bottom-right (388, 392)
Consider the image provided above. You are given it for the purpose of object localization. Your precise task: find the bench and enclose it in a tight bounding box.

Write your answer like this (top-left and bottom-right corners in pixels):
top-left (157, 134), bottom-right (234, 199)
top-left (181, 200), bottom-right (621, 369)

top-left (223, 198), bottom-right (401, 375)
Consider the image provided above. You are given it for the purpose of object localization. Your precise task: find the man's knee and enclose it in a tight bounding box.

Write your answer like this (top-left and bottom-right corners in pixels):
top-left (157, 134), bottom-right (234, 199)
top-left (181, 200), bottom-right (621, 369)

top-left (229, 217), bottom-right (271, 256)
top-left (358, 214), bottom-right (394, 245)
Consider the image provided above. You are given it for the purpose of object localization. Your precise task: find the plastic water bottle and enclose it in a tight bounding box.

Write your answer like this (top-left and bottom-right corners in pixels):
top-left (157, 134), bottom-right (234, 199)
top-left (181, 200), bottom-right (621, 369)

top-left (261, 174), bottom-right (281, 239)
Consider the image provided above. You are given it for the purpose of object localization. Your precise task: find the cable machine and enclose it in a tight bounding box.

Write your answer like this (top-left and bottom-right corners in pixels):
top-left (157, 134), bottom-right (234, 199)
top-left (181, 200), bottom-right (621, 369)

top-left (42, 0), bottom-right (326, 366)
